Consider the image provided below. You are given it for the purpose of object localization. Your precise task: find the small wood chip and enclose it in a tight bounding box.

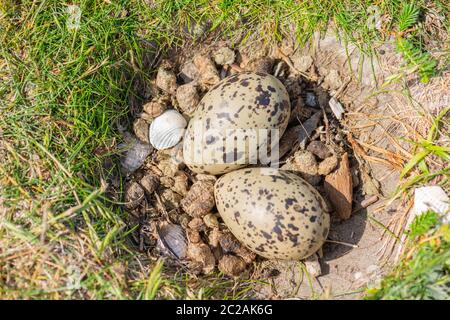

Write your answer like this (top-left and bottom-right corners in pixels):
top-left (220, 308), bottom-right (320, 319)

top-left (324, 153), bottom-right (353, 220)
top-left (328, 97), bottom-right (345, 120)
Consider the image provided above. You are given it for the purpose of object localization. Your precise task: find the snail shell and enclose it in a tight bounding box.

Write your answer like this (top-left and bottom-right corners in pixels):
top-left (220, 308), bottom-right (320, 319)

top-left (149, 109), bottom-right (188, 150)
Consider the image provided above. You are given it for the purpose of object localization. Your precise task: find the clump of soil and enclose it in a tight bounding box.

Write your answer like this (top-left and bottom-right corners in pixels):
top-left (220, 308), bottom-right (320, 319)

top-left (117, 34), bottom-right (433, 298)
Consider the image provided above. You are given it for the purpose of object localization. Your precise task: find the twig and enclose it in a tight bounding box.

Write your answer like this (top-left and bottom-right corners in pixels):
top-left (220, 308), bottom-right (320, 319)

top-left (325, 239), bottom-right (359, 248)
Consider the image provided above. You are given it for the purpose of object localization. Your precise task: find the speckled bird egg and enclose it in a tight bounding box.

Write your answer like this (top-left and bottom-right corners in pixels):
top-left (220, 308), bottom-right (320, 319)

top-left (183, 72), bottom-right (291, 175)
top-left (214, 168), bottom-right (330, 260)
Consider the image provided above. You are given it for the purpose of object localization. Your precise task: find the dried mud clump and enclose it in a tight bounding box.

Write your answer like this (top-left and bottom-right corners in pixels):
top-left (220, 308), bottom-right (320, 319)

top-left (181, 180), bottom-right (216, 217)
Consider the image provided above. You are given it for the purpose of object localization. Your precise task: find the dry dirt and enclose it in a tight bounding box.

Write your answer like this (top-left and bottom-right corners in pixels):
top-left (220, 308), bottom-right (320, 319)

top-left (117, 29), bottom-right (448, 299)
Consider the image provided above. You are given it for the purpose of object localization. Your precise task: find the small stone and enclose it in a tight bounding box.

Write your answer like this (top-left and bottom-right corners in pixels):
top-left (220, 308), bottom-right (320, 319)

top-left (245, 57), bottom-right (274, 74)
top-left (286, 150), bottom-right (320, 185)
top-left (124, 182), bottom-right (145, 210)
top-left (361, 171), bottom-right (380, 196)
top-left (139, 112), bottom-right (156, 122)
top-left (292, 54), bottom-right (313, 73)
top-left (354, 271), bottom-right (364, 280)
top-left (193, 54), bottom-right (220, 87)
top-left (284, 76), bottom-right (302, 97)
top-left (156, 66), bottom-right (177, 95)
top-left (140, 174), bottom-right (159, 196)
top-left (176, 84), bottom-right (200, 116)
top-left (180, 61), bottom-right (200, 83)
top-left (156, 153), bottom-right (183, 177)
top-left (218, 232), bottom-right (241, 253)
top-left (160, 188), bottom-right (182, 209)
top-left (188, 218), bottom-right (205, 231)
top-left (307, 141), bottom-right (332, 159)
top-left (213, 47), bottom-right (235, 65)
top-left (324, 69), bottom-right (343, 90)
top-left (133, 118), bottom-right (150, 143)
top-left (318, 155), bottom-right (339, 175)
top-left (181, 180), bottom-right (215, 217)
top-left (203, 213), bottom-right (219, 229)
top-left (413, 186), bottom-right (450, 224)
top-left (218, 255), bottom-right (246, 277)
top-left (208, 228), bottom-right (221, 247)
top-left (235, 246), bottom-right (257, 264)
top-left (142, 95), bottom-right (169, 118)
top-left (186, 228), bottom-right (201, 244)
top-left (179, 214), bottom-right (190, 229)
top-left (172, 172), bottom-right (189, 196)
top-left (279, 111), bottom-right (321, 157)
top-left (187, 242), bottom-right (216, 274)
top-left (304, 253), bottom-right (321, 278)
top-left (305, 92), bottom-right (318, 108)
top-left (160, 176), bottom-right (174, 188)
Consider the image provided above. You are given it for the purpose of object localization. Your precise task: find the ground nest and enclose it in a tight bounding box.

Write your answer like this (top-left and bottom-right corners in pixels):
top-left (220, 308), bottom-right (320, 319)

top-left (115, 38), bottom-right (423, 298)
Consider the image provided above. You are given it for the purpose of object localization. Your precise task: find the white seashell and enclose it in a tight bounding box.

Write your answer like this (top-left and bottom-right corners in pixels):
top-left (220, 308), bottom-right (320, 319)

top-left (149, 109), bottom-right (187, 150)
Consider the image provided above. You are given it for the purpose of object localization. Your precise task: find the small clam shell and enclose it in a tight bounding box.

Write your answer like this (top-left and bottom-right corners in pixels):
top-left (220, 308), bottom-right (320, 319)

top-left (149, 109), bottom-right (187, 150)
top-left (156, 223), bottom-right (188, 259)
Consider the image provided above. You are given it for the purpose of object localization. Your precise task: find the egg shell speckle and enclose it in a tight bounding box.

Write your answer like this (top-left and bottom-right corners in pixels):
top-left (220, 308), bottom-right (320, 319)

top-left (183, 72), bottom-right (291, 175)
top-left (214, 168), bottom-right (330, 260)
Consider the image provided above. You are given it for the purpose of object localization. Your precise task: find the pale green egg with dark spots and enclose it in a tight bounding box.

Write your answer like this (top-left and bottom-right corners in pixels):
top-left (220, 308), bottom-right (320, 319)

top-left (214, 167), bottom-right (330, 260)
top-left (183, 72), bottom-right (291, 175)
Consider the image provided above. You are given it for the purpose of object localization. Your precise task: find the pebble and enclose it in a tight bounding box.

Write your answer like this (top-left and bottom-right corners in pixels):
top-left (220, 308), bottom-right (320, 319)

top-left (324, 69), bottom-right (343, 90)
top-left (218, 255), bottom-right (246, 277)
top-left (188, 218), bottom-right (205, 232)
top-left (161, 188), bottom-right (182, 209)
top-left (318, 154), bottom-right (338, 175)
top-left (140, 174), bottom-right (160, 196)
top-left (176, 83), bottom-right (200, 116)
top-left (133, 118), bottom-right (150, 143)
top-left (186, 228), bottom-right (201, 244)
top-left (156, 66), bottom-right (178, 94)
top-left (187, 242), bottom-right (216, 274)
top-left (292, 54), bottom-right (313, 73)
top-left (180, 180), bottom-right (216, 217)
top-left (180, 61), bottom-right (200, 83)
top-left (284, 150), bottom-right (321, 185)
top-left (305, 92), bottom-right (319, 108)
top-left (124, 182), bottom-right (145, 210)
top-left (307, 140), bottom-right (332, 159)
top-left (245, 57), bottom-right (274, 74)
top-left (213, 47), bottom-right (235, 65)
top-left (203, 213), bottom-right (219, 229)
top-left (193, 54), bottom-right (220, 87)
top-left (172, 172), bottom-right (189, 196)
top-left (143, 95), bottom-right (169, 118)
top-left (304, 253), bottom-right (321, 278)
